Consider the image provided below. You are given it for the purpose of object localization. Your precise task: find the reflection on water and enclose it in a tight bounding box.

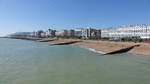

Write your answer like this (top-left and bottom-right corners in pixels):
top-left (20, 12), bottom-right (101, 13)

top-left (0, 38), bottom-right (150, 84)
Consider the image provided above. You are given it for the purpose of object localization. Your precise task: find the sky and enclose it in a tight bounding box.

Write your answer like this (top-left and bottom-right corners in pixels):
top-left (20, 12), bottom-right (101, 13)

top-left (0, 0), bottom-right (150, 36)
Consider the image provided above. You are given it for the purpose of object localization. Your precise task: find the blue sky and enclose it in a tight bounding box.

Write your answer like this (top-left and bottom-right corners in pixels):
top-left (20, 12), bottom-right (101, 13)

top-left (0, 0), bottom-right (150, 36)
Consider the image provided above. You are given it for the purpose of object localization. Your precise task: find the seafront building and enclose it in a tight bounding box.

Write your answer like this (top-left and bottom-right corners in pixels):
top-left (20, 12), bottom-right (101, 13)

top-left (101, 25), bottom-right (150, 39)
top-left (36, 30), bottom-right (44, 38)
top-left (74, 29), bottom-right (82, 37)
top-left (54, 28), bottom-right (101, 39)
top-left (30, 31), bottom-right (38, 37)
top-left (55, 29), bottom-right (68, 37)
top-left (81, 28), bottom-right (101, 39)
top-left (9, 24), bottom-right (150, 40)
top-left (41, 32), bottom-right (47, 38)
top-left (67, 30), bottom-right (75, 37)
top-left (45, 29), bottom-right (56, 37)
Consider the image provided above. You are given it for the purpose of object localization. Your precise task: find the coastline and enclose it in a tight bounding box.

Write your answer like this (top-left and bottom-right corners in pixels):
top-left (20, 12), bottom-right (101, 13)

top-left (7, 37), bottom-right (150, 56)
top-left (49, 38), bottom-right (150, 56)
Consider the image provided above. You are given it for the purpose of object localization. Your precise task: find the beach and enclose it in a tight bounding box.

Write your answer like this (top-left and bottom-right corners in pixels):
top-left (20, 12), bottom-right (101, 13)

top-left (8, 37), bottom-right (150, 56)
top-left (49, 38), bottom-right (150, 56)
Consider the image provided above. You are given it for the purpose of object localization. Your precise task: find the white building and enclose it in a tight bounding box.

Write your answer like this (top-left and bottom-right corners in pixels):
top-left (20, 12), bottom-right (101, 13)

top-left (74, 29), bottom-right (82, 37)
top-left (30, 31), bottom-right (38, 37)
top-left (41, 32), bottom-right (47, 38)
top-left (101, 25), bottom-right (150, 39)
top-left (81, 28), bottom-right (89, 38)
top-left (55, 30), bottom-right (68, 37)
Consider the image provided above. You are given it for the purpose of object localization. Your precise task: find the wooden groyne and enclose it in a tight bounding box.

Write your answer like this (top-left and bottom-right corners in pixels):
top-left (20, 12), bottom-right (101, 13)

top-left (51, 41), bottom-right (82, 45)
top-left (104, 45), bottom-right (140, 55)
top-left (38, 39), bottom-right (56, 42)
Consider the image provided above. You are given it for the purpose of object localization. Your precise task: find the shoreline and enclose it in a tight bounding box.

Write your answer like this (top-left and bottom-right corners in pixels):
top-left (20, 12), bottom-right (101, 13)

top-left (50, 38), bottom-right (150, 56)
top-left (7, 37), bottom-right (150, 56)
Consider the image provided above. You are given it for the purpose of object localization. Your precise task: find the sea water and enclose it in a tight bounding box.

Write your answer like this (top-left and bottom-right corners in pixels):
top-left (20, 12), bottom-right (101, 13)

top-left (0, 38), bottom-right (150, 84)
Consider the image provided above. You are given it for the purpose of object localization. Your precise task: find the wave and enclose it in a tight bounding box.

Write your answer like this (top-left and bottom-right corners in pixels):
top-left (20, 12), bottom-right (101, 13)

top-left (87, 48), bottom-right (106, 54)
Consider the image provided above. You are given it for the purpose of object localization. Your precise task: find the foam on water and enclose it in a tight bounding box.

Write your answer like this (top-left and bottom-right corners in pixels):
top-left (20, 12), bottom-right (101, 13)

top-left (87, 48), bottom-right (106, 54)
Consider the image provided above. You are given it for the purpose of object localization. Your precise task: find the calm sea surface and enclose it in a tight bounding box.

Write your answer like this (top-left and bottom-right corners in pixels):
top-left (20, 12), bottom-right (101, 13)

top-left (0, 38), bottom-right (150, 84)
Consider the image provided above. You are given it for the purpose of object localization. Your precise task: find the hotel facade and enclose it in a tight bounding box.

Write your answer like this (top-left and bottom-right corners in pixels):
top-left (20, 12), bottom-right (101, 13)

top-left (101, 25), bottom-right (150, 39)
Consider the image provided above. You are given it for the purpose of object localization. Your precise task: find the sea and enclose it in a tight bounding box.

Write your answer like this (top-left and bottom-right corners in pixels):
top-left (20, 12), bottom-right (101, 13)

top-left (0, 38), bottom-right (150, 84)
